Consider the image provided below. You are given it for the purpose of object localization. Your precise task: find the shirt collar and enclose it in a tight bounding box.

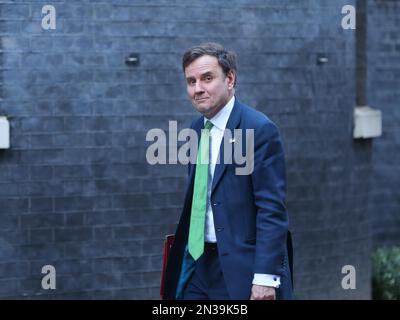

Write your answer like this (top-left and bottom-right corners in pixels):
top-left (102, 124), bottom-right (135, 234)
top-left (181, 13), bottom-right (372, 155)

top-left (204, 95), bottom-right (235, 131)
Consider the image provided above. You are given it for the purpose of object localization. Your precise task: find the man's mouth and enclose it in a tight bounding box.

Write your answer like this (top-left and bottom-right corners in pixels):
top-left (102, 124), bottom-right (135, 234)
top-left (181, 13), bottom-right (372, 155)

top-left (195, 97), bottom-right (209, 102)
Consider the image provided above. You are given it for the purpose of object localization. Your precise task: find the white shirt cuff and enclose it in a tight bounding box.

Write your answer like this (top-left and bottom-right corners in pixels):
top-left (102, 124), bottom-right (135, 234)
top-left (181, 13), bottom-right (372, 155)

top-left (252, 273), bottom-right (281, 288)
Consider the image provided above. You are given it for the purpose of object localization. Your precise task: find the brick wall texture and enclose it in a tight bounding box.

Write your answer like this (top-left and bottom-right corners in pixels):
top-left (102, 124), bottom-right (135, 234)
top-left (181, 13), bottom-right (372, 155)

top-left (367, 0), bottom-right (400, 248)
top-left (0, 0), bottom-right (398, 299)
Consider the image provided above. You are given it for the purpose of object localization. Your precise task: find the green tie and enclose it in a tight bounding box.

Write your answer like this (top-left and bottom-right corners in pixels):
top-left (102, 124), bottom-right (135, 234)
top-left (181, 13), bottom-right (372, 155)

top-left (188, 120), bottom-right (214, 260)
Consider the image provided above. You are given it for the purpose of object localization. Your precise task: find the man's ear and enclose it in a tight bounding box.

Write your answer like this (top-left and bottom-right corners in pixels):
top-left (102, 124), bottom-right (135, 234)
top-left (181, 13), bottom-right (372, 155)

top-left (227, 70), bottom-right (236, 90)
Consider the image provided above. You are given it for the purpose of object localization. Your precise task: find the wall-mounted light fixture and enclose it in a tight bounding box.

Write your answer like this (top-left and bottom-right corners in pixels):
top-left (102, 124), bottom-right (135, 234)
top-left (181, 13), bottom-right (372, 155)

top-left (125, 53), bottom-right (140, 66)
top-left (353, 0), bottom-right (382, 140)
top-left (316, 53), bottom-right (329, 65)
top-left (353, 106), bottom-right (382, 139)
top-left (0, 116), bottom-right (10, 149)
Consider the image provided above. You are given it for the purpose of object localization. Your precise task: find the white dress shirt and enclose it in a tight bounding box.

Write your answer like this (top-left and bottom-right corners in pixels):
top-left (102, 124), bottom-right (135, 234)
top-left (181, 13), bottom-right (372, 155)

top-left (203, 96), bottom-right (280, 288)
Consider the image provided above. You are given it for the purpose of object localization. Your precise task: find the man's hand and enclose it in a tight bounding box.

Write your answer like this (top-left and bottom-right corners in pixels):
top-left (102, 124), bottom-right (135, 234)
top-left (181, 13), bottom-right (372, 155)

top-left (250, 284), bottom-right (276, 300)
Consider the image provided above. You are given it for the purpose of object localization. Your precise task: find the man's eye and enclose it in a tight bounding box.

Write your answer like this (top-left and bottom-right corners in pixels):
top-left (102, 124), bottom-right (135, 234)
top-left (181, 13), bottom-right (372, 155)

top-left (205, 76), bottom-right (212, 81)
top-left (188, 80), bottom-right (195, 85)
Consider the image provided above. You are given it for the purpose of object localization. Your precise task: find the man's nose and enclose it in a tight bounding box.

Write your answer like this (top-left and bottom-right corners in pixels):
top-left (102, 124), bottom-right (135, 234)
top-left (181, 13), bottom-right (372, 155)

top-left (194, 81), bottom-right (204, 93)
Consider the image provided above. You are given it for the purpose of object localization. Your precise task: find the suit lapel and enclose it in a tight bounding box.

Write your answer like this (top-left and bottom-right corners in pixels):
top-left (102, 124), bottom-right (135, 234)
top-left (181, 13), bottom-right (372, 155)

top-left (211, 100), bottom-right (242, 194)
top-left (188, 117), bottom-right (204, 178)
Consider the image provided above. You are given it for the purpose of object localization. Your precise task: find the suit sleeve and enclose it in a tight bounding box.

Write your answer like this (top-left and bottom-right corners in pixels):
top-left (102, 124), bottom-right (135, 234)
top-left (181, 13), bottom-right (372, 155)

top-left (251, 120), bottom-right (289, 277)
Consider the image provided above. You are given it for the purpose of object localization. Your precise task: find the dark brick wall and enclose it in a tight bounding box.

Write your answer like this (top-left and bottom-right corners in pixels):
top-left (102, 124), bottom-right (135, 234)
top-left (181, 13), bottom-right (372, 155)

top-left (0, 0), bottom-right (396, 299)
top-left (367, 0), bottom-right (400, 248)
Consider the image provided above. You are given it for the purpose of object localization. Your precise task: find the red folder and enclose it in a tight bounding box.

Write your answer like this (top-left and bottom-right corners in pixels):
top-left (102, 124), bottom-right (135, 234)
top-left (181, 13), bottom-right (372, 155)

top-left (160, 234), bottom-right (175, 299)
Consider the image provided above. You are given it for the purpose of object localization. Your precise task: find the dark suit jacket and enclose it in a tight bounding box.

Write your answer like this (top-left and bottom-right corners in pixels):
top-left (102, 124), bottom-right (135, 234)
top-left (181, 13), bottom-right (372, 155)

top-left (163, 98), bottom-right (293, 300)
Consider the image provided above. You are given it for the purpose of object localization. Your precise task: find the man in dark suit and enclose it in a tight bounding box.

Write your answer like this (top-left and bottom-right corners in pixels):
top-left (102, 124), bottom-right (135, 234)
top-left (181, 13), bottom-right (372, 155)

top-left (163, 42), bottom-right (293, 300)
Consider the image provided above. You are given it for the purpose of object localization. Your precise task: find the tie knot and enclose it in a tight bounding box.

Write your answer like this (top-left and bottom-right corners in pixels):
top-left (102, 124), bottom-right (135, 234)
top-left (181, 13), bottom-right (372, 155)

top-left (204, 120), bottom-right (213, 130)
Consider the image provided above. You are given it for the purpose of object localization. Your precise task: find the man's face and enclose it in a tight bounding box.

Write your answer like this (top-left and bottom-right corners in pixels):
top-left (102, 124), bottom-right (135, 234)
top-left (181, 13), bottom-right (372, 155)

top-left (185, 55), bottom-right (235, 119)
